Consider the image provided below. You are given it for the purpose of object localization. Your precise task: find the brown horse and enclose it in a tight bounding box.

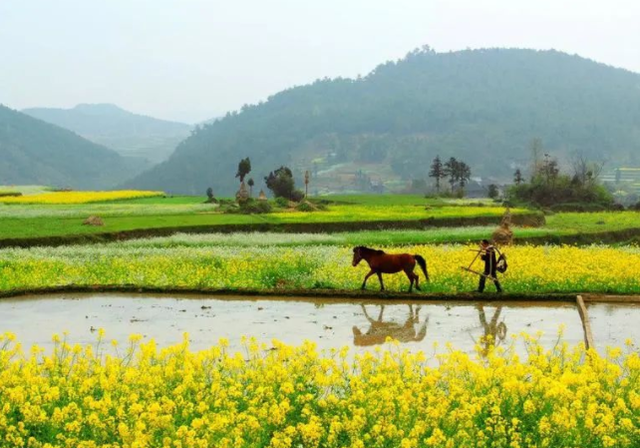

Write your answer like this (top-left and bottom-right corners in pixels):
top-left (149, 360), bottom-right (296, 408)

top-left (352, 246), bottom-right (429, 292)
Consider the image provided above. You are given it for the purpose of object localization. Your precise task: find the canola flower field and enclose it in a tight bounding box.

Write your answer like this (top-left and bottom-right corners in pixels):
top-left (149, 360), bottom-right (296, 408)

top-left (0, 332), bottom-right (638, 448)
top-left (1, 243), bottom-right (640, 294)
top-left (0, 190), bottom-right (165, 205)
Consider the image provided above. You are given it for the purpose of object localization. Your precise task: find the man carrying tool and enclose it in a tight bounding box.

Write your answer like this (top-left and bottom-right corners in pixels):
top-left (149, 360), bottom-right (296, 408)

top-left (478, 239), bottom-right (503, 293)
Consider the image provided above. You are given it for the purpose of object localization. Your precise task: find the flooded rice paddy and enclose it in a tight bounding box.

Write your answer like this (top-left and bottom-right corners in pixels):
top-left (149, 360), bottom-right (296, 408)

top-left (0, 293), bottom-right (638, 357)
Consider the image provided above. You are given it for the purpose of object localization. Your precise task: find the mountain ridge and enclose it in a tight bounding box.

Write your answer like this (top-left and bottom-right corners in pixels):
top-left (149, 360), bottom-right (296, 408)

top-left (0, 104), bottom-right (142, 189)
top-left (23, 103), bottom-right (192, 163)
top-left (125, 48), bottom-right (640, 195)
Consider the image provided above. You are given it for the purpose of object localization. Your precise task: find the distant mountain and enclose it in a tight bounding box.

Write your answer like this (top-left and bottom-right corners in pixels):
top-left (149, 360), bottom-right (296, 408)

top-left (23, 103), bottom-right (192, 163)
top-left (126, 48), bottom-right (640, 196)
top-left (0, 104), bottom-right (142, 189)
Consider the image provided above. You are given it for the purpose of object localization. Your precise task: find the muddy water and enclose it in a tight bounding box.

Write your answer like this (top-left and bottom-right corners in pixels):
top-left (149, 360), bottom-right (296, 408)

top-left (5, 293), bottom-right (631, 359)
top-left (587, 302), bottom-right (640, 352)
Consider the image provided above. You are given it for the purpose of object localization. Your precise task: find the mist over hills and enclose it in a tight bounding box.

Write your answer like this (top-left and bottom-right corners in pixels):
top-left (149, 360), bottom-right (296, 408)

top-left (127, 48), bottom-right (640, 196)
top-left (0, 105), bottom-right (142, 189)
top-left (23, 103), bottom-right (192, 164)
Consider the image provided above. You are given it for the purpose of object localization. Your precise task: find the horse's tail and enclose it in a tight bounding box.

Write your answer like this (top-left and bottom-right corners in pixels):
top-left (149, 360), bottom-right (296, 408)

top-left (414, 255), bottom-right (429, 282)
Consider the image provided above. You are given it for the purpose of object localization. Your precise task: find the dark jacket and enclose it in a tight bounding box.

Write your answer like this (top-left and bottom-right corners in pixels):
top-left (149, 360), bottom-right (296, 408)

top-left (481, 248), bottom-right (498, 276)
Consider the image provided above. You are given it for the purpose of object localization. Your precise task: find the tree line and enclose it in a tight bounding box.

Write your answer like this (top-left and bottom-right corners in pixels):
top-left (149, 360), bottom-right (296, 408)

top-left (428, 155), bottom-right (472, 195)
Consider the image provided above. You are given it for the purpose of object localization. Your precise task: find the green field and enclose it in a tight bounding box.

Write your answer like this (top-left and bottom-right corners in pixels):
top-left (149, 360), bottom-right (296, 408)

top-left (1, 193), bottom-right (639, 247)
top-left (0, 191), bottom-right (639, 297)
top-left (0, 194), bottom-right (541, 242)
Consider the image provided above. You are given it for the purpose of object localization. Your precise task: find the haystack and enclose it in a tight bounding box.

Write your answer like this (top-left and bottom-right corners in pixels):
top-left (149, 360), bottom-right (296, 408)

top-left (83, 216), bottom-right (104, 226)
top-left (492, 208), bottom-right (513, 246)
top-left (235, 181), bottom-right (250, 203)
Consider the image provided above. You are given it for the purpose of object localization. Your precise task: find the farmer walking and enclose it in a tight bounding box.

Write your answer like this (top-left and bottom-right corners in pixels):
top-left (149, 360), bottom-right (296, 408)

top-left (478, 239), bottom-right (503, 293)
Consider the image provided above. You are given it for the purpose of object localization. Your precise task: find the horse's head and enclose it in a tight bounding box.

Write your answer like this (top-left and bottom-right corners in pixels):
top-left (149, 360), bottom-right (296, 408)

top-left (352, 247), bottom-right (363, 267)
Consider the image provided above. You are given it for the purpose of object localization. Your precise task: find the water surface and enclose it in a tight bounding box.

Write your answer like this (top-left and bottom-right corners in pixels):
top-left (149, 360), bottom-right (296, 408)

top-left (3, 293), bottom-right (623, 359)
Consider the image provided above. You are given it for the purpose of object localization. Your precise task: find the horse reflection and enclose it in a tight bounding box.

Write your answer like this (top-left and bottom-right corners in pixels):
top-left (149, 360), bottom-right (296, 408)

top-left (353, 304), bottom-right (428, 346)
top-left (475, 304), bottom-right (507, 356)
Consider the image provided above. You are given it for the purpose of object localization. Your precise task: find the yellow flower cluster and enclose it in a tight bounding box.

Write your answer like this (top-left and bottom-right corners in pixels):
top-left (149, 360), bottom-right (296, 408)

top-left (0, 332), bottom-right (638, 447)
top-left (1, 190), bottom-right (164, 205)
top-left (1, 244), bottom-right (640, 294)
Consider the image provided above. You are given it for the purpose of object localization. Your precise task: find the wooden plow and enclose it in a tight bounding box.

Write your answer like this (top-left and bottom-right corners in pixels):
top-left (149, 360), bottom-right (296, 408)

top-left (460, 248), bottom-right (500, 281)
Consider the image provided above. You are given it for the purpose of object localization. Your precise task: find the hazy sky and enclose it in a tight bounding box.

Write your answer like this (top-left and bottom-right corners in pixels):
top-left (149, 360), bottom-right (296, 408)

top-left (1, 0), bottom-right (638, 123)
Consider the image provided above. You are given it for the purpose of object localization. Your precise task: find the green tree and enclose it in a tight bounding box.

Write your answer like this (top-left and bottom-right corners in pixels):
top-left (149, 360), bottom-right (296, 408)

top-left (429, 155), bottom-right (445, 193)
top-left (487, 184), bottom-right (499, 199)
top-left (247, 178), bottom-right (255, 197)
top-left (236, 157), bottom-right (251, 183)
top-left (264, 166), bottom-right (304, 201)
top-left (514, 169), bottom-right (524, 185)
top-left (457, 161), bottom-right (471, 190)
top-left (443, 157), bottom-right (459, 193)
top-left (539, 154), bottom-right (560, 186)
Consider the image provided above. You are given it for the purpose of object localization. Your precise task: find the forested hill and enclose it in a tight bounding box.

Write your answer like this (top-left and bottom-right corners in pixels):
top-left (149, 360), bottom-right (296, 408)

top-left (23, 104), bottom-right (192, 163)
top-left (0, 105), bottom-right (141, 189)
top-left (127, 48), bottom-right (640, 195)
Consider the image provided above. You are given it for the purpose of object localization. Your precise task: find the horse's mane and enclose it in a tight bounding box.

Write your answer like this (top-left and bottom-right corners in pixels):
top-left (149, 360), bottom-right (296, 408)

top-left (356, 246), bottom-right (386, 256)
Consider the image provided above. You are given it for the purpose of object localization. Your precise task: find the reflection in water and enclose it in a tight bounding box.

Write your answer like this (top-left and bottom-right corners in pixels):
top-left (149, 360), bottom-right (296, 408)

top-left (0, 293), bottom-right (596, 356)
top-left (475, 305), bottom-right (507, 356)
top-left (352, 304), bottom-right (428, 346)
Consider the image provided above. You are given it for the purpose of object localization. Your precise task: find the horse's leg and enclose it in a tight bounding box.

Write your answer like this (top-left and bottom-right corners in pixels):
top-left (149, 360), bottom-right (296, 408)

top-left (409, 261), bottom-right (422, 291)
top-left (361, 270), bottom-right (375, 290)
top-left (404, 269), bottom-right (414, 292)
top-left (376, 272), bottom-right (385, 291)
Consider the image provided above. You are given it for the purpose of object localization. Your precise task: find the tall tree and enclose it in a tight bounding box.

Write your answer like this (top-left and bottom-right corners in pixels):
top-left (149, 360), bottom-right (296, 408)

top-left (457, 161), bottom-right (471, 190)
top-left (487, 184), bottom-right (499, 199)
top-left (247, 178), bottom-right (255, 197)
top-left (429, 155), bottom-right (445, 193)
top-left (540, 153), bottom-right (560, 186)
top-left (529, 138), bottom-right (543, 181)
top-left (443, 157), bottom-right (459, 193)
top-left (514, 169), bottom-right (524, 185)
top-left (570, 152), bottom-right (604, 187)
top-left (236, 157), bottom-right (251, 183)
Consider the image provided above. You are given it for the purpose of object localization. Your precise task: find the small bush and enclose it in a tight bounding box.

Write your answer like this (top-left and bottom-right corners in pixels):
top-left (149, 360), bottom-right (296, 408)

top-left (290, 190), bottom-right (305, 202)
top-left (295, 200), bottom-right (328, 212)
top-left (225, 199), bottom-right (272, 214)
top-left (204, 187), bottom-right (217, 203)
top-left (274, 197), bottom-right (289, 208)
top-left (0, 192), bottom-right (22, 198)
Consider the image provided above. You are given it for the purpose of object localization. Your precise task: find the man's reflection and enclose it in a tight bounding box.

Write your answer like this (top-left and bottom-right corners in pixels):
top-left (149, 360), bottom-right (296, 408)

top-left (476, 304), bottom-right (507, 356)
top-left (352, 304), bottom-right (428, 346)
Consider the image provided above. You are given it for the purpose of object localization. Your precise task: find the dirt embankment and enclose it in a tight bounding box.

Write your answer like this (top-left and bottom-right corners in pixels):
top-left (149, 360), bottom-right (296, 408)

top-left (0, 284), bottom-right (579, 302)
